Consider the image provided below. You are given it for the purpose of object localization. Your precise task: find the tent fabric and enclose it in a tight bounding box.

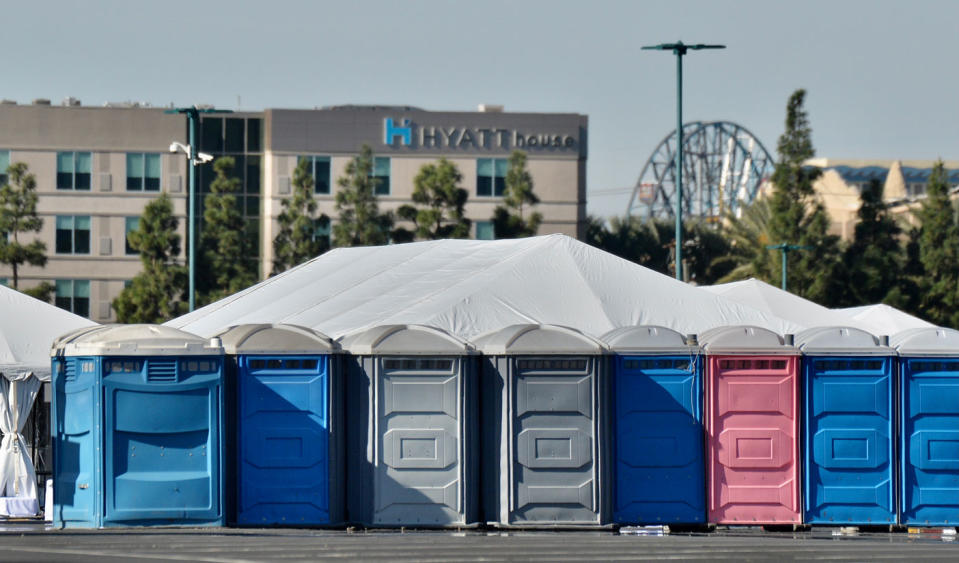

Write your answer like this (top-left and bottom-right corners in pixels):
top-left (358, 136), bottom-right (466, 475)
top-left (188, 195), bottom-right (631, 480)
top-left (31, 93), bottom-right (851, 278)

top-left (0, 375), bottom-right (41, 517)
top-left (167, 235), bottom-right (803, 341)
top-left (832, 304), bottom-right (934, 337)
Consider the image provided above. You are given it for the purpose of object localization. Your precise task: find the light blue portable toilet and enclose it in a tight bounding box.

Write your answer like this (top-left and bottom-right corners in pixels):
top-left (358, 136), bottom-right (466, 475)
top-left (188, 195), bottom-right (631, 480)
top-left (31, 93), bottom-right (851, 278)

top-left (797, 326), bottom-right (895, 525)
top-left (475, 324), bottom-right (608, 527)
top-left (601, 326), bottom-right (704, 525)
top-left (339, 324), bottom-right (478, 527)
top-left (892, 327), bottom-right (959, 526)
top-left (50, 324), bottom-right (224, 528)
top-left (216, 324), bottom-right (342, 527)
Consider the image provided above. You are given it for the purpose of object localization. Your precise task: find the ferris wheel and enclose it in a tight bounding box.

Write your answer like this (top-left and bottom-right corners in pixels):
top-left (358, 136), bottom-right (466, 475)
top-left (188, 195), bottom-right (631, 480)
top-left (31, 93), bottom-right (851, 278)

top-left (627, 121), bottom-right (775, 221)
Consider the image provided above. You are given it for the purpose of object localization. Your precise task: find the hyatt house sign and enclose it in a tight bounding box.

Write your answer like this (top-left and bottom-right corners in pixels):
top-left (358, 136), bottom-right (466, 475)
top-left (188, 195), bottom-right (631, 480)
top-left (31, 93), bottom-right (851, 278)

top-left (382, 118), bottom-right (579, 152)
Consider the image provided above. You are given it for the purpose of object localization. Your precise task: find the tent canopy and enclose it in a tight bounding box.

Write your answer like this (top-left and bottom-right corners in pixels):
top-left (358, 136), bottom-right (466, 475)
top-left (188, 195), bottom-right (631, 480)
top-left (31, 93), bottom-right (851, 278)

top-left (832, 304), bottom-right (934, 337)
top-left (0, 285), bottom-right (97, 381)
top-left (167, 235), bottom-right (803, 340)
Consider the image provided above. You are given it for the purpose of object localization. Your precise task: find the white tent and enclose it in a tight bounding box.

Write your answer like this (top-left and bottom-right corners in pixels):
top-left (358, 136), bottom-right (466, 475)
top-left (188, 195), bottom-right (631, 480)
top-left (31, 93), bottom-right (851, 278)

top-left (168, 234), bottom-right (803, 340)
top-left (832, 304), bottom-right (934, 336)
top-left (0, 285), bottom-right (96, 517)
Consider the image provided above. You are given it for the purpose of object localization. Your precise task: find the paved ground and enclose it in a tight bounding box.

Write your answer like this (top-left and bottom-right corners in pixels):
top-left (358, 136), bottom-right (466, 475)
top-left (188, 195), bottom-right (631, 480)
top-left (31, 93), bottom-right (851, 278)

top-left (0, 523), bottom-right (957, 561)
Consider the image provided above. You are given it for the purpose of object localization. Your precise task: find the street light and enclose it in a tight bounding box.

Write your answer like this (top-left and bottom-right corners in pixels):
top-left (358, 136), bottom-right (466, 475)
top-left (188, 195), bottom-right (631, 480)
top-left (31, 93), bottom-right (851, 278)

top-left (766, 243), bottom-right (813, 291)
top-left (165, 106), bottom-right (231, 312)
top-left (642, 41), bottom-right (725, 281)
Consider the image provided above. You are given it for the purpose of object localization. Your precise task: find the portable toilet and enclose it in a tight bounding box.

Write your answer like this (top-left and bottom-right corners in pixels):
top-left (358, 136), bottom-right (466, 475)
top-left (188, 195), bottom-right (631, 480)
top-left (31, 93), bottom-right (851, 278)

top-left (50, 324), bottom-right (224, 528)
top-left (339, 324), bottom-right (478, 527)
top-left (216, 324), bottom-right (342, 526)
top-left (797, 327), bottom-right (895, 525)
top-left (892, 327), bottom-right (959, 526)
top-left (601, 326), bottom-right (704, 525)
top-left (701, 326), bottom-right (801, 525)
top-left (475, 324), bottom-right (607, 527)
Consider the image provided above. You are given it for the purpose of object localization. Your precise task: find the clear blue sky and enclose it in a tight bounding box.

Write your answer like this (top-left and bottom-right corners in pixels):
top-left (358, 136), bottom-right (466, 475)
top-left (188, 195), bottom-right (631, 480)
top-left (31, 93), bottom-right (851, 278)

top-left (6, 0), bottom-right (958, 217)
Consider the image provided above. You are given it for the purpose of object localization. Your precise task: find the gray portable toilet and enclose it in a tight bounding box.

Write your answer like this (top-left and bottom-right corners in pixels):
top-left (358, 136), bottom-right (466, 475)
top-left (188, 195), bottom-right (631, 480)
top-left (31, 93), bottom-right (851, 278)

top-left (475, 324), bottom-right (607, 527)
top-left (339, 324), bottom-right (478, 527)
top-left (216, 324), bottom-right (343, 526)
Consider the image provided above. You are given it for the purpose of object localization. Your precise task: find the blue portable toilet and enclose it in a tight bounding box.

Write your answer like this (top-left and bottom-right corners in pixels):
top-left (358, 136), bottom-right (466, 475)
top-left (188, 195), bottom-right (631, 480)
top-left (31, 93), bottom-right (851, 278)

top-left (339, 324), bottom-right (478, 527)
top-left (50, 324), bottom-right (224, 528)
top-left (892, 327), bottom-right (959, 526)
top-left (797, 326), bottom-right (895, 525)
top-left (475, 324), bottom-right (608, 527)
top-left (601, 326), bottom-right (704, 525)
top-left (216, 324), bottom-right (342, 526)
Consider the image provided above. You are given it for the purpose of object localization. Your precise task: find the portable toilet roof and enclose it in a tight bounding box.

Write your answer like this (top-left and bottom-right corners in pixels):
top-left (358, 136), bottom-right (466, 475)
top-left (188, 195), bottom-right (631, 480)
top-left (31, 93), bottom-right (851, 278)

top-left (54, 324), bottom-right (222, 357)
top-left (601, 325), bottom-right (698, 355)
top-left (338, 324), bottom-right (472, 355)
top-left (472, 324), bottom-right (606, 355)
top-left (700, 325), bottom-right (796, 355)
top-left (796, 326), bottom-right (893, 356)
top-left (890, 327), bottom-right (959, 357)
top-left (216, 323), bottom-right (336, 355)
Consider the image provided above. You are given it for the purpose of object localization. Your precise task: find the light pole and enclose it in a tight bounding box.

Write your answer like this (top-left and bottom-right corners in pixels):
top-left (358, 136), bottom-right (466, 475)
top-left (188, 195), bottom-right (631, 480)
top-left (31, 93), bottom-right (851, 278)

top-left (642, 41), bottom-right (725, 281)
top-left (766, 243), bottom-right (813, 291)
top-left (165, 106), bottom-right (231, 311)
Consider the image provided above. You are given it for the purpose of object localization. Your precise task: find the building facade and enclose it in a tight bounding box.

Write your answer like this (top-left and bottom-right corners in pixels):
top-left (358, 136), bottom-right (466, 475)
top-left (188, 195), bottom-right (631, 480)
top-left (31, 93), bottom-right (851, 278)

top-left (0, 101), bottom-right (588, 321)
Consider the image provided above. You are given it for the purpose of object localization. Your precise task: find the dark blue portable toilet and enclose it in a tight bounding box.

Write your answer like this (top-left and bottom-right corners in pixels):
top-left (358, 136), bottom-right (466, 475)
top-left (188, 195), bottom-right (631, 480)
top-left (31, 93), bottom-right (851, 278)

top-left (797, 326), bottom-right (895, 525)
top-left (216, 324), bottom-right (342, 526)
top-left (892, 327), bottom-right (959, 526)
top-left (601, 326), bottom-right (704, 525)
top-left (339, 324), bottom-right (478, 527)
top-left (50, 324), bottom-right (224, 528)
top-left (475, 324), bottom-right (607, 527)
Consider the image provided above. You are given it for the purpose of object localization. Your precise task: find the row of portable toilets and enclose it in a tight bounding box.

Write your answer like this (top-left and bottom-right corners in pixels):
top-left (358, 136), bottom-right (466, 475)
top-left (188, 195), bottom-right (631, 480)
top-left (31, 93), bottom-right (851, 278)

top-left (48, 322), bottom-right (959, 529)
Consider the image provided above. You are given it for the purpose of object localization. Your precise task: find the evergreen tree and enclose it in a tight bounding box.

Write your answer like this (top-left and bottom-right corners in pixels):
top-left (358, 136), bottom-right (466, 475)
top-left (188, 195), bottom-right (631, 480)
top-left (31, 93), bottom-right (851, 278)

top-left (198, 157), bottom-right (259, 303)
top-left (916, 160), bottom-right (959, 327)
top-left (395, 158), bottom-right (470, 241)
top-left (273, 158), bottom-right (329, 274)
top-left (842, 179), bottom-right (905, 305)
top-left (762, 89), bottom-right (843, 303)
top-left (333, 144), bottom-right (393, 247)
top-left (113, 193), bottom-right (187, 323)
top-left (0, 162), bottom-right (47, 290)
top-left (492, 151), bottom-right (542, 238)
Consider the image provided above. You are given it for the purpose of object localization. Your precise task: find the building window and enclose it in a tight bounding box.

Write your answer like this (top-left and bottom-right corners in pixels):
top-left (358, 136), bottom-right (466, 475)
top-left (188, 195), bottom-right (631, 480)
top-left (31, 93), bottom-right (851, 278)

top-left (372, 157), bottom-right (390, 196)
top-left (0, 278), bottom-right (6, 287)
top-left (126, 153), bottom-right (161, 191)
top-left (125, 217), bottom-right (140, 255)
top-left (314, 216), bottom-right (331, 245)
top-left (55, 279), bottom-right (90, 317)
top-left (56, 215), bottom-right (91, 254)
top-left (298, 156), bottom-right (331, 195)
top-left (0, 150), bottom-right (9, 186)
top-left (57, 152), bottom-right (92, 191)
top-left (477, 158), bottom-right (507, 197)
top-left (476, 221), bottom-right (495, 240)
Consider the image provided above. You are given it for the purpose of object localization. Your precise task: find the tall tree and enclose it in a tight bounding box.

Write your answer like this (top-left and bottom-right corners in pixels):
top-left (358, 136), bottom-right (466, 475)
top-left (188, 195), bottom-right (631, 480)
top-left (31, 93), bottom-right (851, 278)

top-left (333, 144), bottom-right (393, 247)
top-left (714, 198), bottom-right (774, 282)
top-left (395, 158), bottom-right (470, 241)
top-left (492, 150), bottom-right (542, 238)
top-left (0, 162), bottom-right (48, 290)
top-left (198, 157), bottom-right (259, 303)
top-left (916, 160), bottom-right (959, 327)
top-left (273, 158), bottom-right (329, 274)
top-left (762, 89), bottom-right (843, 303)
top-left (113, 193), bottom-right (187, 323)
top-left (842, 179), bottom-right (906, 305)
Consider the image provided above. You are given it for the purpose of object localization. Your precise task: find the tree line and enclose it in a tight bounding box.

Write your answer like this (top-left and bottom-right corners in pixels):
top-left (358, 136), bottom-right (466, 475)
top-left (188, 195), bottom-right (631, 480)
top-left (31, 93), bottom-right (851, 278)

top-left (586, 89), bottom-right (959, 328)
top-left (0, 147), bottom-right (542, 323)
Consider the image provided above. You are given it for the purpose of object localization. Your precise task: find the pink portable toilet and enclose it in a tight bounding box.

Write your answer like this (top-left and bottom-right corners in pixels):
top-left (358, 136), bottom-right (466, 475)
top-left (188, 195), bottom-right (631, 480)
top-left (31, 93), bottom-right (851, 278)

top-left (701, 326), bottom-right (800, 525)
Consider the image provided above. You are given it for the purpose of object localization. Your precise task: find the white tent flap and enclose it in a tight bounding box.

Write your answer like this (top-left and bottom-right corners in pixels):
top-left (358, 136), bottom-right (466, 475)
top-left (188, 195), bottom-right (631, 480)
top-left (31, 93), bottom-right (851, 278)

top-left (0, 374), bottom-right (41, 517)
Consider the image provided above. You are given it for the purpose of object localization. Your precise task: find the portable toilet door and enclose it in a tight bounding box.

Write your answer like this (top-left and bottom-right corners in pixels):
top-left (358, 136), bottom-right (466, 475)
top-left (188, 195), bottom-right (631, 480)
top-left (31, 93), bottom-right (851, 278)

top-left (474, 324), bottom-right (607, 527)
top-left (701, 326), bottom-right (800, 525)
top-left (892, 327), bottom-right (959, 526)
top-left (51, 324), bottom-right (224, 528)
top-left (339, 324), bottom-right (477, 527)
top-left (217, 324), bottom-right (342, 526)
top-left (797, 327), bottom-right (895, 525)
top-left (601, 326), bottom-right (704, 525)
